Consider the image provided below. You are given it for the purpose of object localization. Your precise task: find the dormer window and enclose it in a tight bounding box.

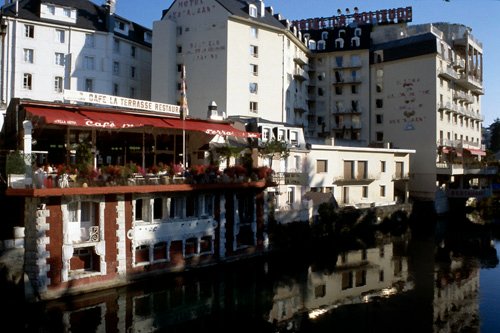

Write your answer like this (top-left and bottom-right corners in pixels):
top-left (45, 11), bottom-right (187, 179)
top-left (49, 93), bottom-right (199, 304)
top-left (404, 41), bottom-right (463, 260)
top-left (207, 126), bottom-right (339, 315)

top-left (317, 40), bottom-right (326, 51)
top-left (308, 40), bottom-right (317, 50)
top-left (321, 31), bottom-right (329, 40)
top-left (115, 20), bottom-right (130, 35)
top-left (249, 4), bottom-right (258, 18)
top-left (41, 4), bottom-right (76, 24)
top-left (144, 32), bottom-right (152, 44)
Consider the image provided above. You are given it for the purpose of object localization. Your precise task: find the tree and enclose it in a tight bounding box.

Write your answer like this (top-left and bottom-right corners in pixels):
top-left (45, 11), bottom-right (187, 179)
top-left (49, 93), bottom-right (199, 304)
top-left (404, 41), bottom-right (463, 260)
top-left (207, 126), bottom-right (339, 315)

top-left (489, 118), bottom-right (500, 153)
top-left (212, 144), bottom-right (245, 168)
top-left (258, 139), bottom-right (290, 168)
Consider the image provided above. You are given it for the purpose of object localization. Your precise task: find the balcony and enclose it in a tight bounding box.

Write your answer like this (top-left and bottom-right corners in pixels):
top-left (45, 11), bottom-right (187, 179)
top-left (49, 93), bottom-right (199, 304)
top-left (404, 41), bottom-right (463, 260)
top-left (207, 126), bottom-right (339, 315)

top-left (293, 68), bottom-right (309, 82)
top-left (333, 76), bottom-right (362, 85)
top-left (333, 175), bottom-right (377, 185)
top-left (332, 60), bottom-right (362, 69)
top-left (437, 66), bottom-right (458, 80)
top-left (456, 72), bottom-right (483, 94)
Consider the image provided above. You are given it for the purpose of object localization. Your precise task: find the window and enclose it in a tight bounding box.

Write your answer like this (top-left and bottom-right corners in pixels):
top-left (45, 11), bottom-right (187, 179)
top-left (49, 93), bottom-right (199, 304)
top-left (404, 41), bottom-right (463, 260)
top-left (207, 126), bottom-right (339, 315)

top-left (356, 270), bottom-right (367, 287)
top-left (55, 52), bottom-right (65, 66)
top-left (250, 45), bottom-right (258, 57)
top-left (343, 161), bottom-right (354, 179)
top-left (63, 7), bottom-right (71, 17)
top-left (249, 101), bottom-right (258, 113)
top-left (395, 162), bottom-right (405, 179)
top-left (55, 29), bottom-right (65, 43)
top-left (376, 132), bottom-right (384, 141)
top-left (130, 66), bottom-right (136, 78)
top-left (85, 78), bottom-right (93, 92)
top-left (376, 99), bottom-right (383, 108)
top-left (177, 45), bottom-right (182, 53)
top-left (362, 186), bottom-right (368, 198)
top-left (113, 61), bottom-right (120, 75)
top-left (380, 185), bottom-right (386, 197)
top-left (131, 46), bottom-right (136, 58)
top-left (54, 76), bottom-right (63, 93)
top-left (315, 285), bottom-right (326, 298)
top-left (250, 27), bottom-right (258, 38)
top-left (144, 32), bottom-right (152, 44)
top-left (287, 187), bottom-right (295, 205)
top-left (85, 34), bottom-right (95, 48)
top-left (25, 25), bottom-right (34, 38)
top-left (262, 128), bottom-right (270, 141)
top-left (113, 83), bottom-right (119, 96)
top-left (278, 129), bottom-right (285, 141)
top-left (23, 73), bottom-right (32, 90)
top-left (317, 40), bottom-right (326, 50)
top-left (381, 161), bottom-right (386, 172)
top-left (376, 114), bottom-right (383, 124)
top-left (84, 56), bottom-right (95, 70)
top-left (318, 87), bottom-right (324, 96)
top-left (316, 160), bottom-right (327, 173)
top-left (23, 49), bottom-right (34, 63)
top-left (130, 87), bottom-right (136, 98)
top-left (335, 86), bottom-right (342, 95)
top-left (376, 84), bottom-right (383, 93)
top-left (47, 5), bottom-right (55, 15)
top-left (351, 85), bottom-right (358, 94)
top-left (113, 38), bottom-right (120, 53)
top-left (249, 82), bottom-right (258, 94)
top-left (358, 161), bottom-right (368, 180)
top-left (342, 271), bottom-right (353, 290)
top-left (249, 4), bottom-right (257, 17)
top-left (250, 64), bottom-right (258, 76)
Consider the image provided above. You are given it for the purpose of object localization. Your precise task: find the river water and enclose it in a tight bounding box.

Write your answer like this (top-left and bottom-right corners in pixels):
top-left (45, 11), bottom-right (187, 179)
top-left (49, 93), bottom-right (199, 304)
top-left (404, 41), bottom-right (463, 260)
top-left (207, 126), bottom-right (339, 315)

top-left (11, 218), bottom-right (500, 332)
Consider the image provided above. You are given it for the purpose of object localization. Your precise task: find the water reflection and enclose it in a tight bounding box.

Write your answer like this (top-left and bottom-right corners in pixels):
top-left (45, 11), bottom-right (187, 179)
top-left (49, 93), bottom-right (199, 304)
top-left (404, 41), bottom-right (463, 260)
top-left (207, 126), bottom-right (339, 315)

top-left (22, 220), bottom-right (499, 333)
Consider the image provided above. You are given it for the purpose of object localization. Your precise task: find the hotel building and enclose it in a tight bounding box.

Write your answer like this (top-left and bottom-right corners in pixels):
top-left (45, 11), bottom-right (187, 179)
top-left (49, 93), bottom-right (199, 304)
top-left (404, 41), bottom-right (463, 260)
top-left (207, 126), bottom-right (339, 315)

top-left (0, 0), bottom-right (153, 129)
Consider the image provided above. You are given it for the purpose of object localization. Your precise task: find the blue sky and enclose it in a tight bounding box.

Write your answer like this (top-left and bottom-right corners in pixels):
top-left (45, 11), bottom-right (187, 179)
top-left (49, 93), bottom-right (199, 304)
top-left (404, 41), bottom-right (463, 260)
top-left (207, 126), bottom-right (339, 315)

top-left (107, 0), bottom-right (499, 126)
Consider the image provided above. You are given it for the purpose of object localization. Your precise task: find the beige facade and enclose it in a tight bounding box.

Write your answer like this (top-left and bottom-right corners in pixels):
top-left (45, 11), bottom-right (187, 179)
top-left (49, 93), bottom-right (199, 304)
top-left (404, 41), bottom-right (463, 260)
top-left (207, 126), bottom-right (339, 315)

top-left (152, 0), bottom-right (309, 125)
top-left (308, 140), bottom-right (414, 208)
top-left (370, 23), bottom-right (484, 200)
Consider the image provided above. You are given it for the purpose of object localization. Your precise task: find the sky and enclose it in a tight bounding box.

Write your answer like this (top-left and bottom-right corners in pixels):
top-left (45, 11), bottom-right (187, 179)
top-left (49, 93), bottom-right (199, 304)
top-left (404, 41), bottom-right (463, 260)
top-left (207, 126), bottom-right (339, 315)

top-left (103, 0), bottom-right (499, 127)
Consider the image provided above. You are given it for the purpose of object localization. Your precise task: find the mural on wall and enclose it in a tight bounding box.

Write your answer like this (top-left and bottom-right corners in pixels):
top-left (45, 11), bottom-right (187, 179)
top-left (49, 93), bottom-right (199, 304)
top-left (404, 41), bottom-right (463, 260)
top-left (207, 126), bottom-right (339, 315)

top-left (386, 78), bottom-right (429, 131)
top-left (187, 40), bottom-right (226, 61)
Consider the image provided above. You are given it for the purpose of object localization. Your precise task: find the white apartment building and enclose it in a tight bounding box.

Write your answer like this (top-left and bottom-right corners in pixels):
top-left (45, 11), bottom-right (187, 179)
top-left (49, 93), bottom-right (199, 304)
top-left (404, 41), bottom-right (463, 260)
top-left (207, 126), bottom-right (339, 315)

top-left (0, 0), bottom-right (153, 129)
top-left (152, 0), bottom-right (309, 126)
top-left (369, 23), bottom-right (486, 201)
top-left (308, 140), bottom-right (414, 209)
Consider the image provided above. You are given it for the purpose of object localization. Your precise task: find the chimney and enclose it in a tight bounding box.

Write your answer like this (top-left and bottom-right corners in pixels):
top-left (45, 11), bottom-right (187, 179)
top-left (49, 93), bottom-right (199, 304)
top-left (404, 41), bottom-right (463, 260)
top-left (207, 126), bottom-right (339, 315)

top-left (258, 0), bottom-right (265, 17)
top-left (208, 101), bottom-right (225, 120)
top-left (105, 0), bottom-right (116, 15)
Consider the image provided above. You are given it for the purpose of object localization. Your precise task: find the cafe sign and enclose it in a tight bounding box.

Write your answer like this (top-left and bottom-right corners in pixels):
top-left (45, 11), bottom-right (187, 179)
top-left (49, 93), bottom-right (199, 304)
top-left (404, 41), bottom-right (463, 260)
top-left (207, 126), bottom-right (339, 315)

top-left (63, 90), bottom-right (180, 116)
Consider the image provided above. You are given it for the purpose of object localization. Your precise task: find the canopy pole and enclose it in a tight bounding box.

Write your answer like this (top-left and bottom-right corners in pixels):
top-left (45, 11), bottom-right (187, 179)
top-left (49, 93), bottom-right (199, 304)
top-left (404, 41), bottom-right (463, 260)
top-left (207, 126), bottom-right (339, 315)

top-left (142, 129), bottom-right (145, 171)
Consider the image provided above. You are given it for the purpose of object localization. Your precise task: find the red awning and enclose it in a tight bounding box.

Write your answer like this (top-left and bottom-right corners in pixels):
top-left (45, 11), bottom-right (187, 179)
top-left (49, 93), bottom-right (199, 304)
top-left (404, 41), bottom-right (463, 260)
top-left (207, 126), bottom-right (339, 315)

top-left (80, 110), bottom-right (170, 129)
top-left (25, 106), bottom-right (259, 138)
top-left (441, 146), bottom-right (452, 154)
top-left (26, 106), bottom-right (91, 126)
top-left (465, 148), bottom-right (486, 156)
top-left (163, 118), bottom-right (260, 138)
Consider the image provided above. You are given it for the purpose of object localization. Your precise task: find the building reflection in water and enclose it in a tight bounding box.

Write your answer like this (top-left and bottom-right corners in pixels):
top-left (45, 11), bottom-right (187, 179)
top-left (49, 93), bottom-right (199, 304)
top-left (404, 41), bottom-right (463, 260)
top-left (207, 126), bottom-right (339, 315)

top-left (29, 231), bottom-right (494, 332)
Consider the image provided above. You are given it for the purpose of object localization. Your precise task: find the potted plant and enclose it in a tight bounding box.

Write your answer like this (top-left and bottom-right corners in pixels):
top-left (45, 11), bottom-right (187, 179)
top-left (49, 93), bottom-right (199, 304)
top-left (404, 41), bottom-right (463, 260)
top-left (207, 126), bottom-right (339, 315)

top-left (6, 150), bottom-right (31, 188)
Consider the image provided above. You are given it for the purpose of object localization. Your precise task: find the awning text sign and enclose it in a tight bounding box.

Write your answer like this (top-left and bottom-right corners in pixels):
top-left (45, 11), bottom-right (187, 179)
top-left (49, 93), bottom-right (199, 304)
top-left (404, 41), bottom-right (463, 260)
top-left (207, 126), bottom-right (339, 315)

top-left (63, 90), bottom-right (180, 116)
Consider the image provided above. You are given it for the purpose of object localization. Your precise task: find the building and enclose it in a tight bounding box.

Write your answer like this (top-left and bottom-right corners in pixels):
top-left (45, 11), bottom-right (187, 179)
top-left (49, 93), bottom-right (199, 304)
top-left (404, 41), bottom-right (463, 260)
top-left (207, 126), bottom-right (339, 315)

top-left (152, 0), bottom-right (310, 126)
top-left (1, 97), bottom-right (269, 301)
top-left (307, 139), bottom-right (414, 209)
top-left (275, 6), bottom-right (493, 206)
top-left (0, 0), bottom-right (153, 129)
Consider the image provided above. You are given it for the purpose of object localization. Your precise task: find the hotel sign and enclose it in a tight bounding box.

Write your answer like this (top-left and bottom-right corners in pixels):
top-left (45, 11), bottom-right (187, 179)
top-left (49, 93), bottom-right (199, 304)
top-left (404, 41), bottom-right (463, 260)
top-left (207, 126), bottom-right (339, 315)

top-left (292, 6), bottom-right (412, 30)
top-left (63, 90), bottom-right (180, 116)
